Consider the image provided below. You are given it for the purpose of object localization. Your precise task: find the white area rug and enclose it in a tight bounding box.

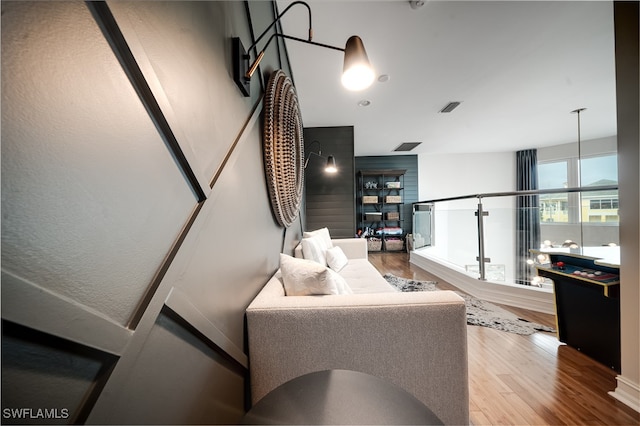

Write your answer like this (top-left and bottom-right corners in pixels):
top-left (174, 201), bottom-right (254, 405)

top-left (384, 274), bottom-right (556, 336)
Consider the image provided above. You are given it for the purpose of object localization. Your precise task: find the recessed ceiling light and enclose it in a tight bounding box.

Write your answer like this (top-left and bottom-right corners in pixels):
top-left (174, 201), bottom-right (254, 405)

top-left (378, 74), bottom-right (390, 83)
top-left (358, 100), bottom-right (371, 107)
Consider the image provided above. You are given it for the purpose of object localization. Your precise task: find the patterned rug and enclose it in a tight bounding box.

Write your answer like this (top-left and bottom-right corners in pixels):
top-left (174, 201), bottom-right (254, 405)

top-left (384, 274), bottom-right (556, 336)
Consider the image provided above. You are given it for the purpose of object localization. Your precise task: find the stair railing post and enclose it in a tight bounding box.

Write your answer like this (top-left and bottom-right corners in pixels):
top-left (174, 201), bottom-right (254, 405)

top-left (475, 197), bottom-right (490, 281)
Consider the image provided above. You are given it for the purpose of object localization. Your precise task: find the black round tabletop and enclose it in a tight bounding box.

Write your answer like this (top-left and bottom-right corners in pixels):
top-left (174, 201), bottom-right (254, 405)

top-left (242, 369), bottom-right (443, 425)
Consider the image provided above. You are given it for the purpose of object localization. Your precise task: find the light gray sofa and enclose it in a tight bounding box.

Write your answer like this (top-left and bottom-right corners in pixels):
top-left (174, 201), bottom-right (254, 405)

top-left (246, 238), bottom-right (469, 425)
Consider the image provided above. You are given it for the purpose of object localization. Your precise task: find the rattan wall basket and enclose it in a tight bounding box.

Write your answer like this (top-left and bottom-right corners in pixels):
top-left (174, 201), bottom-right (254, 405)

top-left (262, 70), bottom-right (304, 227)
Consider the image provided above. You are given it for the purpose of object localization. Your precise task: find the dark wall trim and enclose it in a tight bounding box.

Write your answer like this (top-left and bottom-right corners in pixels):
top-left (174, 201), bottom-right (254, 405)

top-left (210, 97), bottom-right (264, 189)
top-left (86, 1), bottom-right (212, 330)
top-left (2, 320), bottom-right (119, 425)
top-left (86, 1), bottom-right (207, 202)
top-left (128, 202), bottom-right (205, 329)
top-left (161, 302), bottom-right (248, 373)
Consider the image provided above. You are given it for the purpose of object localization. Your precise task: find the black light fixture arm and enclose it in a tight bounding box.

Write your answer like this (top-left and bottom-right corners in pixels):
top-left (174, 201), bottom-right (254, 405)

top-left (304, 140), bottom-right (323, 169)
top-left (303, 141), bottom-right (336, 173)
top-left (248, 1), bottom-right (313, 53)
top-left (276, 33), bottom-right (345, 53)
top-left (304, 150), bottom-right (325, 169)
top-left (247, 33), bottom-right (345, 79)
top-left (232, 0), bottom-right (373, 97)
top-left (233, 1), bottom-right (313, 95)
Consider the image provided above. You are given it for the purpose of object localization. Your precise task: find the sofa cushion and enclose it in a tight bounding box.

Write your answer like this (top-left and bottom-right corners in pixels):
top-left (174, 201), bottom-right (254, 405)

top-left (279, 254), bottom-right (352, 296)
top-left (338, 259), bottom-right (398, 294)
top-left (326, 246), bottom-right (349, 272)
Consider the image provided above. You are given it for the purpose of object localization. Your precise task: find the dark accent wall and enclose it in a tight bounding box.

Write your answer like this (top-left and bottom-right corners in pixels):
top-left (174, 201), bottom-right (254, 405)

top-left (303, 126), bottom-right (356, 238)
top-left (1, 1), bottom-right (301, 424)
top-left (355, 155), bottom-right (419, 235)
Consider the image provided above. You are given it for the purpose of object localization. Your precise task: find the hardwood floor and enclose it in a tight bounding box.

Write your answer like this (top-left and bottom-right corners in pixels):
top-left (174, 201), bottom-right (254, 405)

top-left (368, 252), bottom-right (639, 426)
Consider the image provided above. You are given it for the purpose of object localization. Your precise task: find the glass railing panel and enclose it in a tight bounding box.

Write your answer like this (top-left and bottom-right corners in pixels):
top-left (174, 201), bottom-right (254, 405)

top-left (476, 196), bottom-right (519, 283)
top-left (412, 185), bottom-right (619, 286)
top-left (539, 190), bottom-right (619, 248)
top-left (414, 199), bottom-right (479, 275)
top-left (481, 194), bottom-right (619, 285)
top-left (479, 198), bottom-right (546, 285)
top-left (412, 203), bottom-right (433, 250)
top-left (540, 191), bottom-right (584, 248)
top-left (579, 188), bottom-right (620, 247)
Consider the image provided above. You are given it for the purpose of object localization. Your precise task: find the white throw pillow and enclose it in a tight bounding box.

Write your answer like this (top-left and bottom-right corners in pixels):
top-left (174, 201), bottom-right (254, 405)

top-left (279, 254), bottom-right (352, 296)
top-left (301, 234), bottom-right (328, 266)
top-left (326, 246), bottom-right (349, 272)
top-left (303, 227), bottom-right (333, 249)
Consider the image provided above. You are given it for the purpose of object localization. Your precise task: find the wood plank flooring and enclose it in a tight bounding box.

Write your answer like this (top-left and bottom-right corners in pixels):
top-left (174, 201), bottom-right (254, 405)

top-left (368, 252), bottom-right (639, 426)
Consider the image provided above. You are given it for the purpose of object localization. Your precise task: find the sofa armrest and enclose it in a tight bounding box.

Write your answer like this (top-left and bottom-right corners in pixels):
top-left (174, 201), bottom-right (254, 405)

top-left (331, 238), bottom-right (368, 259)
top-left (246, 290), bottom-right (469, 425)
top-left (294, 238), bottom-right (368, 260)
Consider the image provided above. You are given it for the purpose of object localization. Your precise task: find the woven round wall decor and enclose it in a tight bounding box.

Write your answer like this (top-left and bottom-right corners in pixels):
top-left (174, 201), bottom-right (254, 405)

top-left (263, 70), bottom-right (304, 227)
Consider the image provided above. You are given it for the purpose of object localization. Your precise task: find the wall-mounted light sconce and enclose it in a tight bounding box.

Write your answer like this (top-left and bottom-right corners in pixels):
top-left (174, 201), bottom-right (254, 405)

top-left (232, 1), bottom-right (374, 97)
top-left (304, 140), bottom-right (337, 173)
top-left (324, 156), bottom-right (337, 173)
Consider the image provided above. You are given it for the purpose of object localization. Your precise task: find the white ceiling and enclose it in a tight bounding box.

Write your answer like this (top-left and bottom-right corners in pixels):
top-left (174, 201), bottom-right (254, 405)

top-left (277, 0), bottom-right (617, 156)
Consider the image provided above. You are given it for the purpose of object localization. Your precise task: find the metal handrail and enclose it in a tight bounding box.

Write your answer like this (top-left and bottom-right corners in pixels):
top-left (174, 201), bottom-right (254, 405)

top-left (412, 184), bottom-right (619, 281)
top-left (414, 184), bottom-right (619, 205)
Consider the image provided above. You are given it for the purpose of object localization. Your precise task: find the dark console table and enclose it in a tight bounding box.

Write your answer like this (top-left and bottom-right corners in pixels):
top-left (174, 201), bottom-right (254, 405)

top-left (242, 369), bottom-right (443, 425)
top-left (533, 247), bottom-right (620, 372)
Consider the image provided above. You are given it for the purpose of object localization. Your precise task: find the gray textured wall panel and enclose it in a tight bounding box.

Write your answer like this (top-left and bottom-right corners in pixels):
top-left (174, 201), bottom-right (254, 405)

top-left (1, 1), bottom-right (301, 423)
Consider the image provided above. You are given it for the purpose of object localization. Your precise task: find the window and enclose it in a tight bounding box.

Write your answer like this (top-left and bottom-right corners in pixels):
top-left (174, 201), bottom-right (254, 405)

top-left (538, 154), bottom-right (618, 224)
top-left (539, 161), bottom-right (568, 189)
top-left (590, 199), bottom-right (618, 209)
top-left (581, 154), bottom-right (619, 224)
top-left (581, 155), bottom-right (618, 187)
top-left (538, 161), bottom-right (569, 223)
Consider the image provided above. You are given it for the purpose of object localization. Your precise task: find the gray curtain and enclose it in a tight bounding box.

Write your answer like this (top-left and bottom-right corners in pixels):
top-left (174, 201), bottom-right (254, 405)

top-left (516, 149), bottom-right (540, 285)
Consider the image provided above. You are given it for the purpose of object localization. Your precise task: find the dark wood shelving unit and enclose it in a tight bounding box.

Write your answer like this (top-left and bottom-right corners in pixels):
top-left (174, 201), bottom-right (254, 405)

top-left (357, 169), bottom-right (406, 252)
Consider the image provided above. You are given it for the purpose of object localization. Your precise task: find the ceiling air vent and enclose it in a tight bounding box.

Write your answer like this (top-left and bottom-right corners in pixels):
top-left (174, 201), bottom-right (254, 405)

top-left (394, 142), bottom-right (422, 152)
top-left (439, 101), bottom-right (461, 113)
